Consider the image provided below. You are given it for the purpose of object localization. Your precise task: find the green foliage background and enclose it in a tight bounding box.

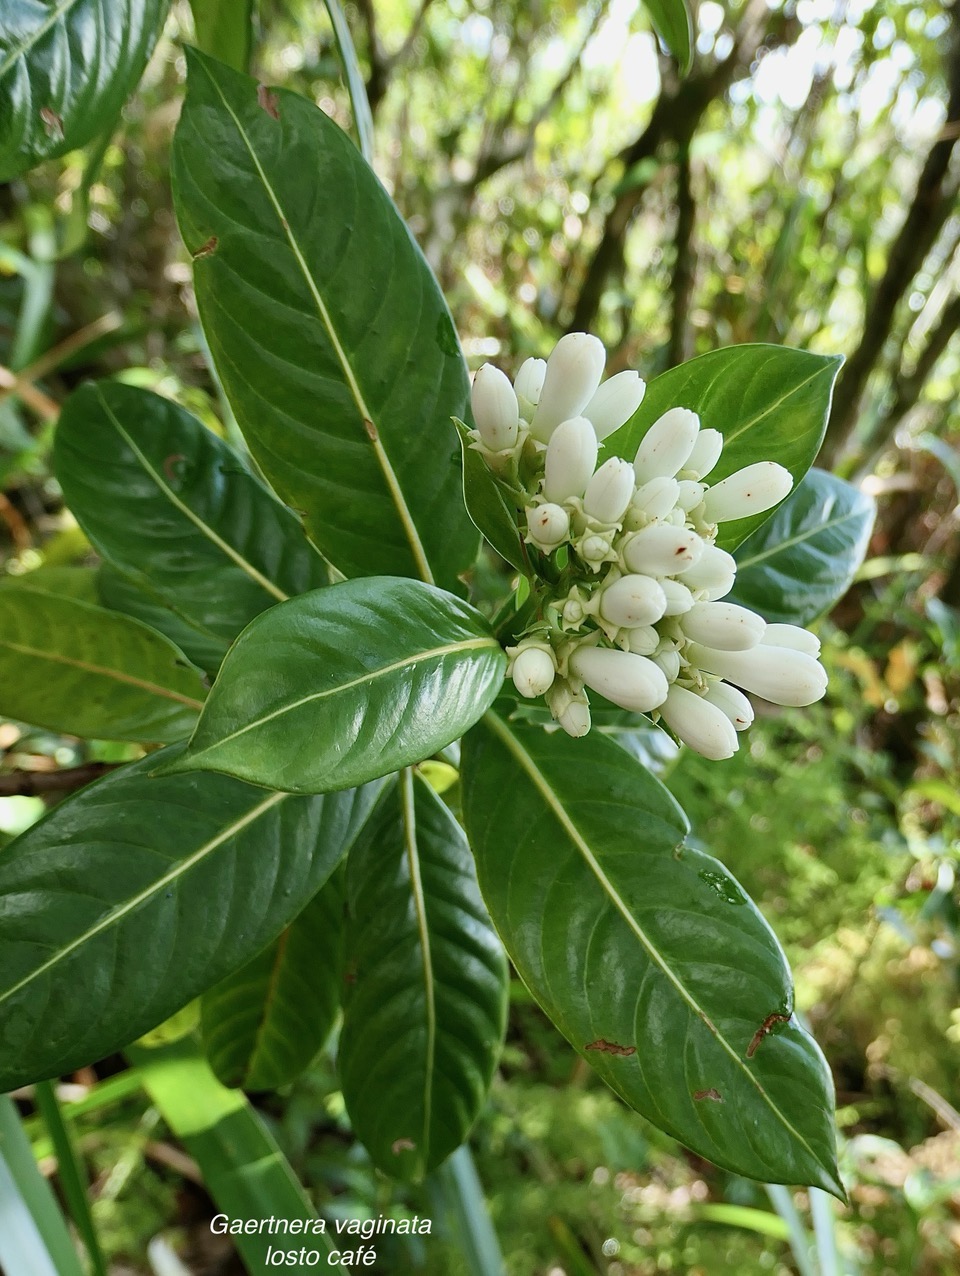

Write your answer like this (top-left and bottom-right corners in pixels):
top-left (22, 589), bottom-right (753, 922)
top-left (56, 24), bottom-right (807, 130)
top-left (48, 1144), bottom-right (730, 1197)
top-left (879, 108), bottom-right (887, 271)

top-left (1, 0), bottom-right (959, 1273)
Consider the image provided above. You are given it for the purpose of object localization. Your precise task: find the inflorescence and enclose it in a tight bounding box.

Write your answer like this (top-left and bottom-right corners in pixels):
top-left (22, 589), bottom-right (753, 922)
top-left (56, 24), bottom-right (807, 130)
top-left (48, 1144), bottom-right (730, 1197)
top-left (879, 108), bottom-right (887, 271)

top-left (468, 332), bottom-right (828, 760)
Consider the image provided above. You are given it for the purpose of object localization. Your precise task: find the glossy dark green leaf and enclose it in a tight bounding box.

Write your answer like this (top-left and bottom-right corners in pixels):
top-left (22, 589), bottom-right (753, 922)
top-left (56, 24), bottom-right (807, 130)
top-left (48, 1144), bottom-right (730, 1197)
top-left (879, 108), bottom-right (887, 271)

top-left (461, 712), bottom-right (842, 1195)
top-left (728, 469), bottom-right (875, 625)
top-left (454, 419), bottom-right (526, 573)
top-left (0, 747), bottom-right (384, 1091)
top-left (55, 381), bottom-right (328, 669)
top-left (0, 586), bottom-right (205, 743)
top-left (0, 0), bottom-right (170, 181)
top-left (201, 873), bottom-right (346, 1091)
top-left (339, 771), bottom-right (508, 1181)
top-left (98, 562), bottom-right (229, 677)
top-left (604, 345), bottom-right (843, 550)
top-left (162, 577), bottom-right (506, 794)
top-left (644, 0), bottom-right (693, 73)
top-left (188, 0), bottom-right (252, 72)
top-left (171, 49), bottom-right (478, 589)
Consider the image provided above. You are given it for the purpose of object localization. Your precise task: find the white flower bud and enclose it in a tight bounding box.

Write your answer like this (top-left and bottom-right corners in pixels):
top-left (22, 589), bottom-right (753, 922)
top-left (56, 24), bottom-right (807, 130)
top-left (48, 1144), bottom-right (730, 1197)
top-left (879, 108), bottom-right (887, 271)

top-left (704, 680), bottom-right (754, 730)
top-left (763, 623), bottom-right (821, 657)
top-left (686, 643), bottom-right (828, 706)
top-left (471, 364), bottom-right (519, 451)
top-left (676, 480), bottom-right (707, 512)
top-left (511, 646), bottom-right (557, 698)
top-left (579, 534), bottom-right (613, 565)
top-left (526, 502), bottom-right (570, 550)
top-left (633, 407), bottom-right (700, 483)
top-left (543, 417), bottom-right (598, 503)
top-left (684, 428), bottom-right (724, 479)
top-left (514, 357), bottom-right (546, 418)
top-left (546, 679), bottom-right (591, 737)
top-left (701, 462), bottom-right (793, 523)
top-left (632, 476), bottom-right (680, 519)
top-left (660, 579), bottom-right (695, 615)
top-left (530, 333), bottom-right (606, 442)
top-left (625, 625), bottom-right (660, 655)
top-left (570, 645), bottom-right (669, 713)
top-left (582, 371), bottom-right (646, 441)
top-left (622, 525), bottom-right (704, 577)
top-left (653, 646), bottom-right (682, 683)
top-left (599, 574), bottom-right (667, 628)
top-left (583, 458), bottom-right (635, 523)
top-left (681, 601), bottom-right (766, 651)
top-left (659, 685), bottom-right (739, 760)
top-left (557, 698), bottom-right (591, 737)
top-left (679, 544), bottom-right (737, 600)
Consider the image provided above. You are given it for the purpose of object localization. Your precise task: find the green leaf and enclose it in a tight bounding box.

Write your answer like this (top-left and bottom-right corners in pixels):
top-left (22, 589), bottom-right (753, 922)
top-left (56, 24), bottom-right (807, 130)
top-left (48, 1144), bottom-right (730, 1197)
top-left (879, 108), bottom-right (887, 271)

top-left (98, 561), bottom-right (229, 677)
top-left (461, 712), bottom-right (843, 1195)
top-left (171, 49), bottom-right (478, 589)
top-left (0, 586), bottom-right (205, 743)
top-left (162, 577), bottom-right (507, 794)
top-left (55, 381), bottom-right (328, 666)
top-left (644, 0), bottom-right (694, 74)
top-left (0, 746), bottom-right (384, 1091)
top-left (604, 345), bottom-right (843, 550)
top-left (129, 1038), bottom-right (334, 1265)
top-left (188, 0), bottom-right (252, 72)
top-left (321, 0), bottom-right (375, 163)
top-left (728, 469), bottom-right (875, 625)
top-left (0, 1096), bottom-right (86, 1276)
top-left (454, 419), bottom-right (526, 572)
top-left (339, 771), bottom-right (508, 1181)
top-left (0, 564), bottom-right (99, 604)
top-left (201, 873), bottom-right (346, 1090)
top-left (0, 0), bottom-right (170, 181)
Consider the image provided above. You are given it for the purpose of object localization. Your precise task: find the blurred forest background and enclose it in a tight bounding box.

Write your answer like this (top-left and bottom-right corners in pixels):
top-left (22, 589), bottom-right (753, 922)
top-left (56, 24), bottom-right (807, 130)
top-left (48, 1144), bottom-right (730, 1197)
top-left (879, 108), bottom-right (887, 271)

top-left (1, 0), bottom-right (959, 1273)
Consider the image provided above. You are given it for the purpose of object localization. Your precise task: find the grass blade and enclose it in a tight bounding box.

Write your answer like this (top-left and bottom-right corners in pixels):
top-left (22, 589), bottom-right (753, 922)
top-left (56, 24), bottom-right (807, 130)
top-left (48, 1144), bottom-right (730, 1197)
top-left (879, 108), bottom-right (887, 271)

top-left (33, 1082), bottom-right (107, 1276)
top-left (0, 1095), bottom-right (85, 1276)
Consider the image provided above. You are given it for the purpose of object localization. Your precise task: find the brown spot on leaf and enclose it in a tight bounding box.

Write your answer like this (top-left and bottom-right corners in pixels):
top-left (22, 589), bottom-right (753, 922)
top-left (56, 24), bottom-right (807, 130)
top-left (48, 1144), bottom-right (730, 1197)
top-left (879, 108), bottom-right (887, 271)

top-left (191, 235), bottom-right (218, 260)
top-left (163, 453), bottom-right (186, 481)
top-left (746, 1012), bottom-right (791, 1059)
top-left (257, 85), bottom-right (280, 119)
top-left (363, 418), bottom-right (379, 442)
top-left (585, 1039), bottom-right (636, 1057)
top-left (391, 1138), bottom-right (415, 1154)
top-left (694, 1088), bottom-right (723, 1102)
top-left (40, 107), bottom-right (63, 139)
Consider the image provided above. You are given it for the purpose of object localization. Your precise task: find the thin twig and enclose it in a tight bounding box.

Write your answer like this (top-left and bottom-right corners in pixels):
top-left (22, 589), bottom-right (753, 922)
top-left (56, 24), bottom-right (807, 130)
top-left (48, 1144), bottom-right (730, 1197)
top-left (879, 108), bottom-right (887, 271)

top-left (0, 363), bottom-right (60, 421)
top-left (0, 763), bottom-right (122, 797)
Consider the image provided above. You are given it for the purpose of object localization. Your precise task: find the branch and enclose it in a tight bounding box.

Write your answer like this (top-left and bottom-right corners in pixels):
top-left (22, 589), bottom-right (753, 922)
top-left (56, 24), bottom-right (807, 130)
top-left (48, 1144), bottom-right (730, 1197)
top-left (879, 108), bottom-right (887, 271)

top-left (356, 0), bottom-right (436, 115)
top-left (0, 763), bottom-right (121, 798)
top-left (0, 363), bottom-right (60, 421)
top-left (566, 0), bottom-right (772, 333)
top-left (819, 10), bottom-right (960, 467)
top-left (667, 144), bottom-right (696, 367)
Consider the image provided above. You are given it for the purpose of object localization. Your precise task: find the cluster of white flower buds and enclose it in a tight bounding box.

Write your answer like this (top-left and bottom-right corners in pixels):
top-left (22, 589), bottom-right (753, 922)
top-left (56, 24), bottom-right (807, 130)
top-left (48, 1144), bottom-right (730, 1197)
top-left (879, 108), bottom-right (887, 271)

top-left (469, 333), bottom-right (828, 760)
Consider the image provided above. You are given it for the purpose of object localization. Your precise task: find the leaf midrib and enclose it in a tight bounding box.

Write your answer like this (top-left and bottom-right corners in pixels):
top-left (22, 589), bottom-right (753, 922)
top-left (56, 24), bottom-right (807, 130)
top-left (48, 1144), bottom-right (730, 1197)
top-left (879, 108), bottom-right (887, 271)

top-left (186, 636), bottom-right (497, 759)
top-left (485, 711), bottom-right (823, 1165)
top-left (0, 637), bottom-right (204, 711)
top-left (401, 769), bottom-right (435, 1166)
top-left (196, 62), bottom-right (434, 585)
top-left (0, 791), bottom-right (286, 1007)
top-left (0, 0), bottom-right (82, 79)
top-left (734, 506), bottom-right (866, 570)
top-left (94, 387), bottom-right (289, 604)
top-left (721, 357), bottom-right (836, 447)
